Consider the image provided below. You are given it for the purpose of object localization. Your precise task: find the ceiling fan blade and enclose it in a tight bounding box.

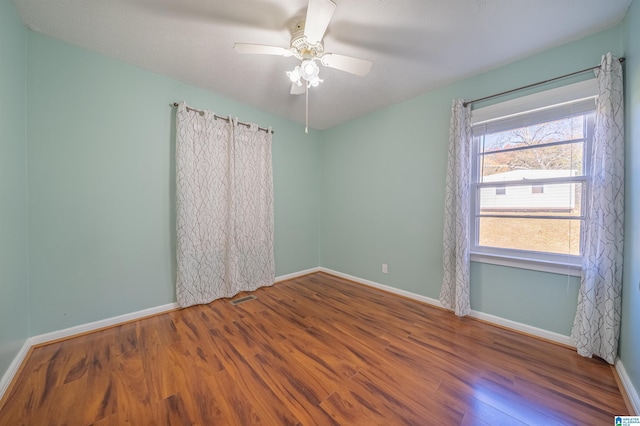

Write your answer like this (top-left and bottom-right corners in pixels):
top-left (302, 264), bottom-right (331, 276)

top-left (321, 53), bottom-right (372, 77)
top-left (233, 43), bottom-right (292, 57)
top-left (303, 0), bottom-right (336, 45)
top-left (290, 83), bottom-right (306, 95)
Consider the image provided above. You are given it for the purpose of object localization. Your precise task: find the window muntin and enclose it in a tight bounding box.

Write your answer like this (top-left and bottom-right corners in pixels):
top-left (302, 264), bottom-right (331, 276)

top-left (471, 101), bottom-right (594, 265)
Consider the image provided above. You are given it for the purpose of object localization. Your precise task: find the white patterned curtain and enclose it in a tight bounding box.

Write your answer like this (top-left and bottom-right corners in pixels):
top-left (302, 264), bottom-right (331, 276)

top-left (175, 102), bottom-right (275, 308)
top-left (440, 99), bottom-right (472, 316)
top-left (571, 53), bottom-right (624, 364)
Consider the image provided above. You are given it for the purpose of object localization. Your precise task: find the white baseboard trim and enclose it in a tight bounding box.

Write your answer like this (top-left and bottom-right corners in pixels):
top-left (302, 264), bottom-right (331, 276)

top-left (30, 302), bottom-right (179, 346)
top-left (318, 267), bottom-right (443, 307)
top-left (1, 267), bottom-right (320, 402)
top-left (616, 358), bottom-right (640, 414)
top-left (467, 310), bottom-right (573, 347)
top-left (319, 267), bottom-right (640, 410)
top-left (0, 338), bottom-right (32, 403)
top-left (275, 267), bottom-right (322, 283)
top-left (318, 267), bottom-right (573, 347)
top-left (3, 266), bottom-right (614, 405)
top-left (1, 302), bottom-right (178, 402)
top-left (27, 267), bottom-right (324, 347)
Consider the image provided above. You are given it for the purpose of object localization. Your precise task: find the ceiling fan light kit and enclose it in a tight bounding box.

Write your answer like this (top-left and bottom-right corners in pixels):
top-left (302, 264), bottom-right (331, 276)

top-left (287, 66), bottom-right (302, 86)
top-left (233, 0), bottom-right (372, 132)
top-left (289, 59), bottom-right (322, 87)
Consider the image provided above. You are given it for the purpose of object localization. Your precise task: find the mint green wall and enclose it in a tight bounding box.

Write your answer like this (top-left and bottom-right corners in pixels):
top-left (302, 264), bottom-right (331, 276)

top-left (26, 33), bottom-right (320, 335)
top-left (321, 27), bottom-right (623, 336)
top-left (0, 0), bottom-right (29, 378)
top-left (470, 263), bottom-right (579, 332)
top-left (621, 0), bottom-right (640, 406)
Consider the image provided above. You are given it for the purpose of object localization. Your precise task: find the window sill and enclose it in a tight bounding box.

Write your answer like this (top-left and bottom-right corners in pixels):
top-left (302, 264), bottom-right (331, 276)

top-left (470, 252), bottom-right (582, 277)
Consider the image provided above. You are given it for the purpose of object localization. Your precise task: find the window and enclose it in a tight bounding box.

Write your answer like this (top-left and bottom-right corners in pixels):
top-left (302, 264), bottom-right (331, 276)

top-left (470, 81), bottom-right (597, 274)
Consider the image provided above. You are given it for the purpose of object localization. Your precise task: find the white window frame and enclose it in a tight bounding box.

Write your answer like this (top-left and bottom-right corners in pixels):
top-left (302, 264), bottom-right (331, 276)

top-left (469, 80), bottom-right (598, 276)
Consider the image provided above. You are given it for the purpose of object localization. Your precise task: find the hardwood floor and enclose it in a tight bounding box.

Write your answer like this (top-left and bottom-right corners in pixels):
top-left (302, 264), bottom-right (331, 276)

top-left (0, 272), bottom-right (630, 425)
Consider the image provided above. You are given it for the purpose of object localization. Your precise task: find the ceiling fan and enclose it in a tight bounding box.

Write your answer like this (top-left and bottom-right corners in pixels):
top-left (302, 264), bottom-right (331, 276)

top-left (233, 0), bottom-right (373, 96)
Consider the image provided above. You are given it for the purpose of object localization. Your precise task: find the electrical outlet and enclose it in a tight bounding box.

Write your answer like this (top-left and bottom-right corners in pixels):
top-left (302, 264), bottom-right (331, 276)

top-left (382, 264), bottom-right (388, 274)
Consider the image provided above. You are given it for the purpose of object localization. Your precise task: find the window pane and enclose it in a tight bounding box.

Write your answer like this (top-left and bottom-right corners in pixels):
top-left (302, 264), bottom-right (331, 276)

top-left (470, 90), bottom-right (595, 263)
top-left (480, 142), bottom-right (584, 180)
top-left (481, 115), bottom-right (586, 153)
top-left (479, 182), bottom-right (582, 215)
top-left (478, 217), bottom-right (581, 255)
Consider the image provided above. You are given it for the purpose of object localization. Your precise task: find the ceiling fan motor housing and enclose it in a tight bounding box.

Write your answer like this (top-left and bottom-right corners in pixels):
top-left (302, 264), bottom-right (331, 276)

top-left (291, 21), bottom-right (324, 58)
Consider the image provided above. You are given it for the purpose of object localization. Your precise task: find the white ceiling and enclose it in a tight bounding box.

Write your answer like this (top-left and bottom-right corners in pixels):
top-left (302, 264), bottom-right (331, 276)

top-left (14, 0), bottom-right (631, 130)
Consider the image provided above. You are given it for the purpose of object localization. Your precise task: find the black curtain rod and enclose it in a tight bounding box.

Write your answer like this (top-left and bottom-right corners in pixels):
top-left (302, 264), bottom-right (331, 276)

top-left (463, 57), bottom-right (625, 108)
top-left (172, 103), bottom-right (273, 134)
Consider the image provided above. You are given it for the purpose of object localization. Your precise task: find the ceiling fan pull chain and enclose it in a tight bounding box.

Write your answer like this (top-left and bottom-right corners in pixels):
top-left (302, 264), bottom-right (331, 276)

top-left (305, 83), bottom-right (309, 134)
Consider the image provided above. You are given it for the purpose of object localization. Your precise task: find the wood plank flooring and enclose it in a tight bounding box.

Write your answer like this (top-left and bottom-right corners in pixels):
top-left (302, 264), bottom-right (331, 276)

top-left (0, 272), bottom-right (630, 425)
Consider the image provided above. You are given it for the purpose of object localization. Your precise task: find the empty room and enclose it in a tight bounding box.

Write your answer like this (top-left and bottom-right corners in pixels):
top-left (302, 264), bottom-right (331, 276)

top-left (1, 0), bottom-right (639, 424)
